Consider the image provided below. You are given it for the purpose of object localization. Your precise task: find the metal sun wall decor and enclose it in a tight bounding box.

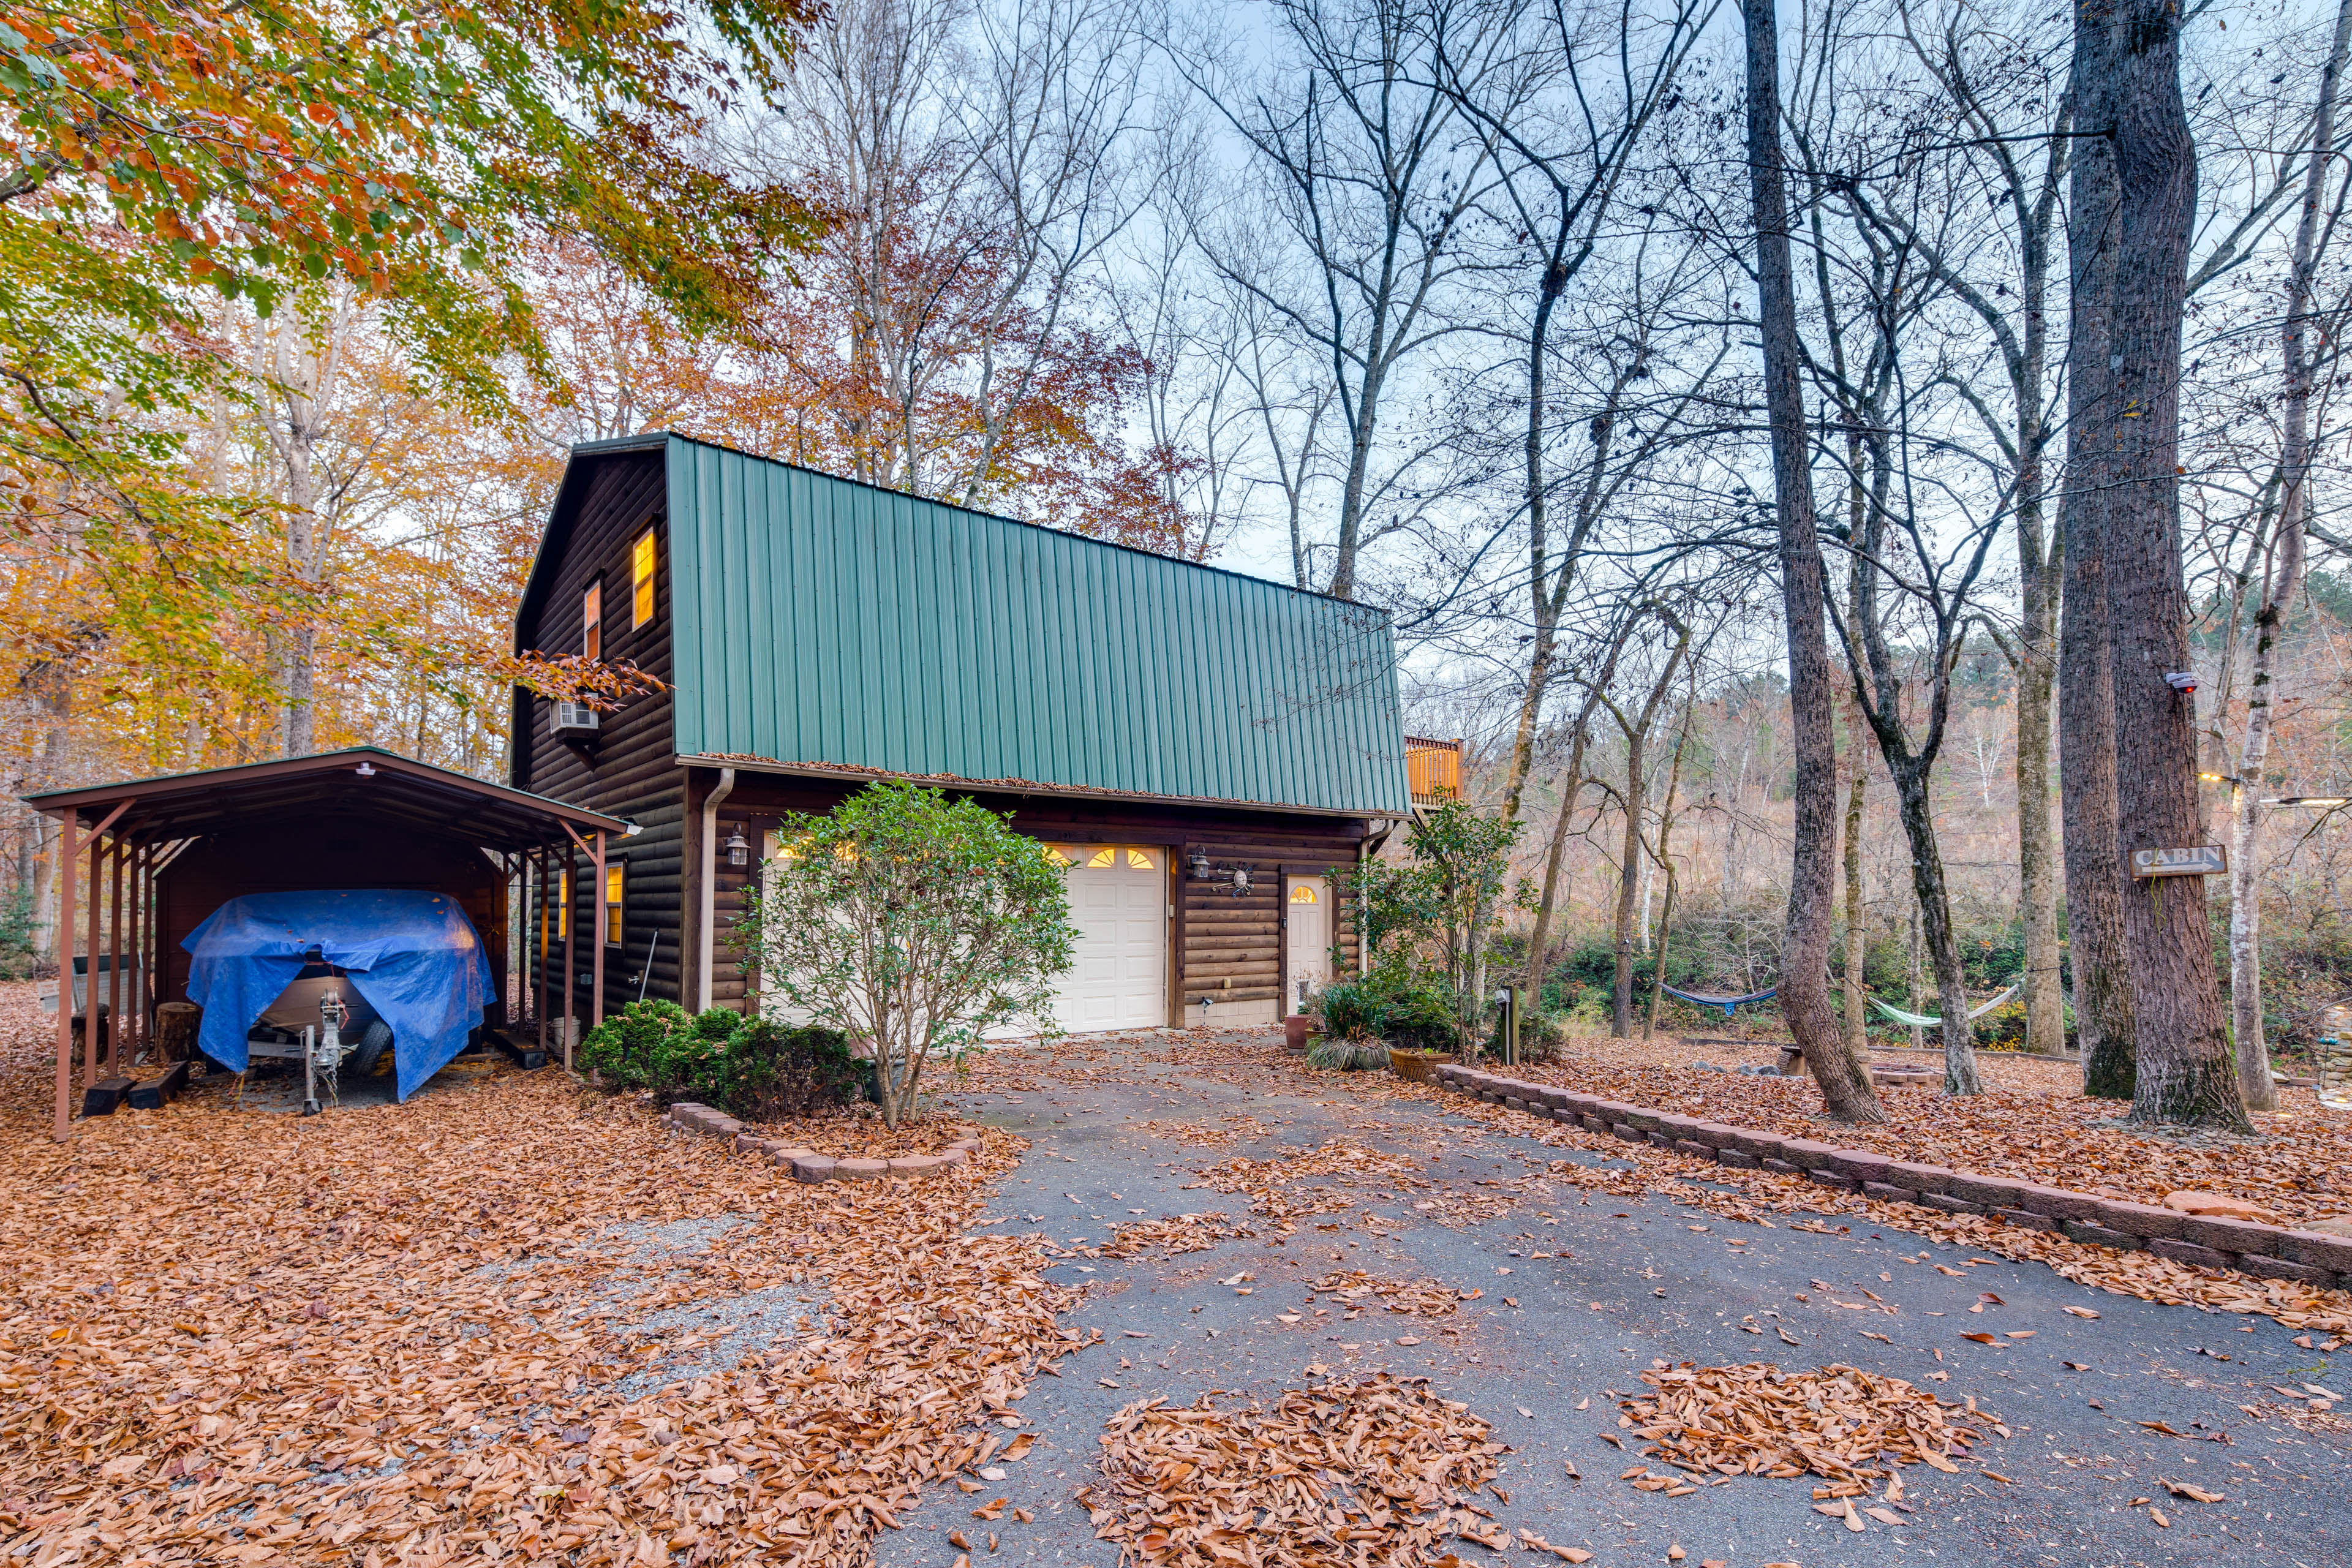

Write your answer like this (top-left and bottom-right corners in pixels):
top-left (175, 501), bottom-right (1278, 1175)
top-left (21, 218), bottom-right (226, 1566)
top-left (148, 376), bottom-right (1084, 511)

top-left (1186, 852), bottom-right (1253, 897)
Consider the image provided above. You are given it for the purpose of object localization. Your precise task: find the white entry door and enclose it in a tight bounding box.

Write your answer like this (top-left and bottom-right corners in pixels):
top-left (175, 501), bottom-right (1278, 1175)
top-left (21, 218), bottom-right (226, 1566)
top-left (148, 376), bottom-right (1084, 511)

top-left (1044, 845), bottom-right (1167, 1032)
top-left (1286, 875), bottom-right (1332, 1012)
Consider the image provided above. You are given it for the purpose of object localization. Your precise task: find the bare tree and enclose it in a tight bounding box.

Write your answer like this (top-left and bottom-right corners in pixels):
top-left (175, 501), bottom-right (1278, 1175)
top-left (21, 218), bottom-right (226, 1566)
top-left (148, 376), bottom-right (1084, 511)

top-left (1742, 0), bottom-right (1885, 1122)
top-left (2216, 0), bottom-right (2352, 1111)
top-left (2100, 0), bottom-right (2248, 1128)
top-left (1598, 606), bottom-right (1692, 1035)
top-left (1176, 0), bottom-right (1518, 600)
top-left (1881, 0), bottom-right (2071, 1060)
top-left (1433, 0), bottom-right (1720, 817)
top-left (2059, 0), bottom-right (2136, 1099)
top-left (954, 0), bottom-right (1152, 507)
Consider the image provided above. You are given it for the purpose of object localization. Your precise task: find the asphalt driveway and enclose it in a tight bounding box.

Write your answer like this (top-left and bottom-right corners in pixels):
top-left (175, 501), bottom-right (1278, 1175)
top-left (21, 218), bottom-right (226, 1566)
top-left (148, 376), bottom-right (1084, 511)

top-left (875, 1034), bottom-right (2352, 1568)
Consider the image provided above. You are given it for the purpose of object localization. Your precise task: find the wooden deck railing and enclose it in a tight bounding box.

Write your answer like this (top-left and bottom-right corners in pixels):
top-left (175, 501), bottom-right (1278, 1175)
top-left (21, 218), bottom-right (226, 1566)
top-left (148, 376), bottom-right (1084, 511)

top-left (1404, 736), bottom-right (1461, 807)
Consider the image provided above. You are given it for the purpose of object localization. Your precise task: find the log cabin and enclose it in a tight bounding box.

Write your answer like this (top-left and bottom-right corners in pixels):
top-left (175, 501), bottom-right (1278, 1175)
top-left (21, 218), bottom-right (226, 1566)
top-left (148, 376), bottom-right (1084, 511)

top-left (509, 432), bottom-right (1436, 1034)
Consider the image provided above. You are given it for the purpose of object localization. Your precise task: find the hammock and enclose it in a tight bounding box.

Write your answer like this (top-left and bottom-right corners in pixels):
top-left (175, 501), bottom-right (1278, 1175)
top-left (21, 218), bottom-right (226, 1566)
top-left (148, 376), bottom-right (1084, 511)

top-left (1657, 983), bottom-right (1777, 1019)
top-left (1867, 982), bottom-right (2022, 1030)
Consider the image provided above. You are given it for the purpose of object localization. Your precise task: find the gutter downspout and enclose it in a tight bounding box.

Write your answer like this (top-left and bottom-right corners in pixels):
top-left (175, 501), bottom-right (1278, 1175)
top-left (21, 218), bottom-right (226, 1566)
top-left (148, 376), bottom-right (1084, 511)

top-left (696, 767), bottom-right (736, 1012)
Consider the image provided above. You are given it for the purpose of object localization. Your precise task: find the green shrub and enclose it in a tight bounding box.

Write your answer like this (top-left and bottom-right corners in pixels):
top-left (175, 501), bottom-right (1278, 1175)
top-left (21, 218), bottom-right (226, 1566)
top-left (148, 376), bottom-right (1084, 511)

top-left (717, 1019), bottom-right (864, 1120)
top-left (579, 1000), bottom-right (698, 1093)
top-left (581, 1003), bottom-right (862, 1119)
top-left (1314, 981), bottom-right (1385, 1042)
top-left (1378, 982), bottom-right (1460, 1052)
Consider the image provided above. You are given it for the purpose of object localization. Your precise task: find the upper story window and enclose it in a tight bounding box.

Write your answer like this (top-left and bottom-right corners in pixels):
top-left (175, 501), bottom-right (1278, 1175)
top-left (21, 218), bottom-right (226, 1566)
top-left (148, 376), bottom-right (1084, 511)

top-left (632, 526), bottom-right (658, 627)
top-left (582, 580), bottom-right (602, 661)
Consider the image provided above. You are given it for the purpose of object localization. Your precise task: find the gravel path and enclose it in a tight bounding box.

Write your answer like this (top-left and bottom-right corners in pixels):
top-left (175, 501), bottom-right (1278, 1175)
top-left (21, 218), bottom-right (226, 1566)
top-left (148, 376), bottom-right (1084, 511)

top-left (878, 1033), bottom-right (2352, 1568)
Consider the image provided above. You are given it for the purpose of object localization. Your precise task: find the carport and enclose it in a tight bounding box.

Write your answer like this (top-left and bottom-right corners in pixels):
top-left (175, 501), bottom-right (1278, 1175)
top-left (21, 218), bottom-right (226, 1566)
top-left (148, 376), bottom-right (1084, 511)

top-left (25, 747), bottom-right (633, 1140)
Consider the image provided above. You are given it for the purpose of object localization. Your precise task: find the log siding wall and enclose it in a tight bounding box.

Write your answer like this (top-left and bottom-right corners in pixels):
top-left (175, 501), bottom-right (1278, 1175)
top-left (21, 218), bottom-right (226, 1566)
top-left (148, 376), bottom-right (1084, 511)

top-left (705, 773), bottom-right (1369, 1023)
top-left (511, 451), bottom-right (684, 1018)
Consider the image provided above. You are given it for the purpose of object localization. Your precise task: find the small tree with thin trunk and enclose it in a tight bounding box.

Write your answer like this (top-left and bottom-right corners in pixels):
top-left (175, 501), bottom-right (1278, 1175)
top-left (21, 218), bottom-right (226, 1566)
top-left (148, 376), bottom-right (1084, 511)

top-left (736, 781), bottom-right (1076, 1129)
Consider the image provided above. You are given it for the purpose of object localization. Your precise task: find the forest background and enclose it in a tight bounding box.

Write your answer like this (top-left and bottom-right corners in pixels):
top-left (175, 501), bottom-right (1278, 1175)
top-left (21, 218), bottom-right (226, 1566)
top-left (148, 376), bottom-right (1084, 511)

top-left (10, 0), bottom-right (2352, 1068)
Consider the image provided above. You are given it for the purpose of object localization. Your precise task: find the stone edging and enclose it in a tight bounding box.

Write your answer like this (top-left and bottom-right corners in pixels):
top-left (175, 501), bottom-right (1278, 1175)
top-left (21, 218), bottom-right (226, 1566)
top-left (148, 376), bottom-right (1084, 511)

top-left (1436, 1064), bottom-right (2352, 1292)
top-left (666, 1102), bottom-right (983, 1183)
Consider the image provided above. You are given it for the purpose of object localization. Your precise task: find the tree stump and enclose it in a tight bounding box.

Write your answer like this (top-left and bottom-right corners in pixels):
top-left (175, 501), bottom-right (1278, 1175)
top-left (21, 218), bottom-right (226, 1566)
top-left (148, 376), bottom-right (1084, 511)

top-left (154, 1002), bottom-right (202, 1065)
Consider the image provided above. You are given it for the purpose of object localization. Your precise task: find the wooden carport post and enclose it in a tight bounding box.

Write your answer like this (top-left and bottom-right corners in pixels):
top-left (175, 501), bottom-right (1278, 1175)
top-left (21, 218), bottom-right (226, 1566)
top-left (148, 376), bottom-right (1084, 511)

top-left (108, 837), bottom-right (124, 1074)
top-left (53, 801), bottom-right (127, 1140)
top-left (132, 841), bottom-right (150, 1059)
top-left (558, 822), bottom-right (603, 1066)
top-left (534, 844), bottom-right (549, 1055)
top-left (590, 829), bottom-right (606, 1033)
top-left (84, 831), bottom-right (104, 1090)
top-left (561, 838), bottom-right (576, 1071)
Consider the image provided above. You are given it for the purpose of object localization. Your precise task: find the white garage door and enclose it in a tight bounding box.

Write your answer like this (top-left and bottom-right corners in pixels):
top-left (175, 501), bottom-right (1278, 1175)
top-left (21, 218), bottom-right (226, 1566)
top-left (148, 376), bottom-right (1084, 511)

top-left (1043, 845), bottom-right (1167, 1032)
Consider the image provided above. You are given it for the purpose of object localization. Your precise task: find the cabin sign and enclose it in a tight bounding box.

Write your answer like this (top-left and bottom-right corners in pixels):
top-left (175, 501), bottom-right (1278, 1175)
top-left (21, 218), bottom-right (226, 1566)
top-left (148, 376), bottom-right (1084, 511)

top-left (2129, 845), bottom-right (2227, 879)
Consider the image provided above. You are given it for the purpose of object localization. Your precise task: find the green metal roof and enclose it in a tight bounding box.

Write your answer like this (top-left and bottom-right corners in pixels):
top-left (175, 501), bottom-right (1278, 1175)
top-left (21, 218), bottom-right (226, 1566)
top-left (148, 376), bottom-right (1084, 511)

top-left (655, 434), bottom-right (1409, 816)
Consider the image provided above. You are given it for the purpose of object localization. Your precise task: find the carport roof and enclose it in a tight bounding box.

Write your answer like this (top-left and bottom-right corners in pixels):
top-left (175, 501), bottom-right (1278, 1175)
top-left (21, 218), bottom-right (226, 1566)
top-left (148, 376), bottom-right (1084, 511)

top-left (22, 747), bottom-right (632, 850)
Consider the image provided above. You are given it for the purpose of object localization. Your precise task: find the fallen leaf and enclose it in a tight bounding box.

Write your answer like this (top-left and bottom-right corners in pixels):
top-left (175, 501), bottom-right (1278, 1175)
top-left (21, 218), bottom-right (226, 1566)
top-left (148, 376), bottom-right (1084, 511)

top-left (2161, 1479), bottom-right (2226, 1503)
top-left (2063, 1306), bottom-right (2100, 1319)
top-left (2151, 1507), bottom-right (2170, 1528)
top-left (1960, 1333), bottom-right (1999, 1344)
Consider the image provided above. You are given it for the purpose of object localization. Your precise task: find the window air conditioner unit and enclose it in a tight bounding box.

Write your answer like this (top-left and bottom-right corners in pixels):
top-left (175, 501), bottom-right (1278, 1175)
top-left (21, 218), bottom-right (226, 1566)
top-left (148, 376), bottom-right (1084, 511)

top-left (552, 702), bottom-right (600, 737)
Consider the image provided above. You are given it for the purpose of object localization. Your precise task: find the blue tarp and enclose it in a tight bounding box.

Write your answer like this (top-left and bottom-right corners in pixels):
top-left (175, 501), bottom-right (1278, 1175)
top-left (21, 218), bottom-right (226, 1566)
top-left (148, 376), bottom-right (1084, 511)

top-left (183, 890), bottom-right (497, 1101)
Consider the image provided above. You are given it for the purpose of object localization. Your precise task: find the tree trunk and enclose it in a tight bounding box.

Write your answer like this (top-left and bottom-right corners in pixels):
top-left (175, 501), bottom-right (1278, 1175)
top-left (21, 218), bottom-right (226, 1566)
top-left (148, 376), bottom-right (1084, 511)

top-left (1645, 708), bottom-right (1691, 1043)
top-left (1523, 761), bottom-right (1588, 1003)
top-left (1524, 650), bottom-right (1628, 993)
top-left (2228, 0), bottom-right (2352, 1113)
top-left (1743, 0), bottom-right (1884, 1123)
top-left (1842, 458), bottom-right (1871, 1062)
top-left (2013, 127), bottom-right (2065, 1064)
top-left (1842, 748), bottom-right (1868, 1056)
top-left (2105, 0), bottom-right (2247, 1129)
top-left (1612, 729), bottom-right (1648, 1038)
top-left (2060, 0), bottom-right (2137, 1099)
top-left (2015, 571), bottom-right (2064, 1058)
top-left (1645, 866), bottom-right (1678, 1042)
top-left (1501, 258), bottom-right (1574, 821)
top-left (1891, 764), bottom-right (1981, 1093)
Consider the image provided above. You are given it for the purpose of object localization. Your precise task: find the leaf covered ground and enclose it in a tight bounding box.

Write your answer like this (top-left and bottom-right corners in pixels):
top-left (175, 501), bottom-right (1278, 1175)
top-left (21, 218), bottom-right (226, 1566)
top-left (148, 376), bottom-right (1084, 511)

top-left (7, 1002), bottom-right (2348, 1567)
top-left (1506, 1036), bottom-right (2352, 1227)
top-left (0, 989), bottom-right (1078, 1567)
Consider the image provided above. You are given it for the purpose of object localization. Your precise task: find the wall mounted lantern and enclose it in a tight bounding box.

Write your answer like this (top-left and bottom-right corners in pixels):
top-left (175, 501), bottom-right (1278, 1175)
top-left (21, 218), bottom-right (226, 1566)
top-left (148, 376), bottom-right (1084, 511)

top-left (725, 827), bottom-right (748, 867)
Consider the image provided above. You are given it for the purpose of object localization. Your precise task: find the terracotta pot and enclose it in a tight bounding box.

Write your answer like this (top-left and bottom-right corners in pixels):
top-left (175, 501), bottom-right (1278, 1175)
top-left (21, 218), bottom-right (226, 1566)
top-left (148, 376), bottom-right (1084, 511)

top-left (1284, 1013), bottom-right (1314, 1052)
